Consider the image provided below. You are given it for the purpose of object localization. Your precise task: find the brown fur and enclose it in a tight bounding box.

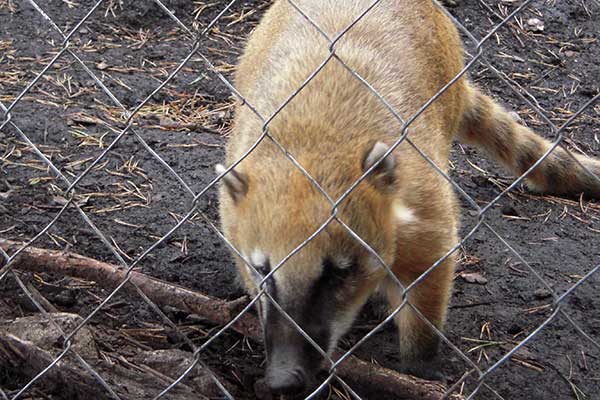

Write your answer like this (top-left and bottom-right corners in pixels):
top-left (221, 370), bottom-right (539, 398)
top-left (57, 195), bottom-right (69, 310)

top-left (218, 0), bottom-right (600, 386)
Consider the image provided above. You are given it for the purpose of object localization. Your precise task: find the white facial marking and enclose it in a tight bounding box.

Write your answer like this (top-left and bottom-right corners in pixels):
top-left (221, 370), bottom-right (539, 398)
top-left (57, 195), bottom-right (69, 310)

top-left (241, 250), bottom-right (266, 283)
top-left (393, 202), bottom-right (417, 224)
top-left (334, 255), bottom-right (353, 269)
top-left (216, 163), bottom-right (247, 197)
top-left (215, 163), bottom-right (227, 176)
top-left (250, 249), bottom-right (268, 267)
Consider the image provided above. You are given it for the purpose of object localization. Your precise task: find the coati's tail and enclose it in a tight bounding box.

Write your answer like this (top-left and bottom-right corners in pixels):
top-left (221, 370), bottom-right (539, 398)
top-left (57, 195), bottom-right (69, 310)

top-left (457, 85), bottom-right (600, 198)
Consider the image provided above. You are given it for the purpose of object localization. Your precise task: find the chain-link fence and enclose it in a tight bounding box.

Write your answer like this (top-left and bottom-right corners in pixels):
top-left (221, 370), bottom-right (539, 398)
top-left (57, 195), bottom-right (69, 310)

top-left (1, 0), bottom-right (599, 399)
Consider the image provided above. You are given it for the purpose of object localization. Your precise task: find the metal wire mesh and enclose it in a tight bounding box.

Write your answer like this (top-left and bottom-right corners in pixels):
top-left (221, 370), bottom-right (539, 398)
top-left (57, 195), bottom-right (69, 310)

top-left (1, 0), bottom-right (598, 399)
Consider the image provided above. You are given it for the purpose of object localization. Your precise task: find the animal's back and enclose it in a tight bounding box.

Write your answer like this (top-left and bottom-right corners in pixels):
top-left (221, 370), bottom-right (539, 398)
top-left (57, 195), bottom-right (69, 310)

top-left (229, 0), bottom-right (467, 171)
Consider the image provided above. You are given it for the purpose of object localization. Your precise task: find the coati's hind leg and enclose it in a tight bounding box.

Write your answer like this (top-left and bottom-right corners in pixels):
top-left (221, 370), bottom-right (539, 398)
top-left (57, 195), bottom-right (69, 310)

top-left (382, 257), bottom-right (455, 381)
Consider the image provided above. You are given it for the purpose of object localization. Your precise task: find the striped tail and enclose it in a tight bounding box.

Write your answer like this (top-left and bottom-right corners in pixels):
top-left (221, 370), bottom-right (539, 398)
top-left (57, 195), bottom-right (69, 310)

top-left (457, 84), bottom-right (600, 198)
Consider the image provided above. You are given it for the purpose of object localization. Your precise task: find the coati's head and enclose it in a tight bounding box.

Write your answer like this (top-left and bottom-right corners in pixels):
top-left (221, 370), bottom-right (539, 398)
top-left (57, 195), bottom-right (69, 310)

top-left (217, 141), bottom-right (399, 396)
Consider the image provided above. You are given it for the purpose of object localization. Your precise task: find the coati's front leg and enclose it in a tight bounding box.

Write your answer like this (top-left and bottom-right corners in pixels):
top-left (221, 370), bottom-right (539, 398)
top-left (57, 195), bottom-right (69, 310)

top-left (382, 256), bottom-right (456, 381)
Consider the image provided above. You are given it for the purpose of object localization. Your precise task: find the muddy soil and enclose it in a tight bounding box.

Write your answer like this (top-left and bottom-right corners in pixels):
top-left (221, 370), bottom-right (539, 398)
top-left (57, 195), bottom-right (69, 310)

top-left (1, 0), bottom-right (599, 399)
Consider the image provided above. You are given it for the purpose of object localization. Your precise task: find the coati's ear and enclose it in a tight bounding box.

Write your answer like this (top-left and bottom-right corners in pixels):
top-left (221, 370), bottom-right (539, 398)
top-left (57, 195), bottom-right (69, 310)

top-left (362, 141), bottom-right (396, 187)
top-left (216, 164), bottom-right (248, 201)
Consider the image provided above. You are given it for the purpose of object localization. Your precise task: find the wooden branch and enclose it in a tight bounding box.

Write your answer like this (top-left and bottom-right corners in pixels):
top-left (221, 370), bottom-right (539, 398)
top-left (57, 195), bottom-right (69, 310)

top-left (1, 239), bottom-right (464, 400)
top-left (332, 350), bottom-right (464, 400)
top-left (0, 238), bottom-right (259, 338)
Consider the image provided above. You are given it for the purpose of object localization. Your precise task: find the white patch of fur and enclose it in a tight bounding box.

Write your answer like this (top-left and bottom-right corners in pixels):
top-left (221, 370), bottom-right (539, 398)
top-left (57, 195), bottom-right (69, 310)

top-left (525, 181), bottom-right (545, 193)
top-left (250, 249), bottom-right (268, 267)
top-left (240, 250), bottom-right (263, 283)
top-left (214, 163), bottom-right (227, 176)
top-left (334, 255), bottom-right (353, 269)
top-left (393, 202), bottom-right (417, 224)
top-left (365, 255), bottom-right (386, 272)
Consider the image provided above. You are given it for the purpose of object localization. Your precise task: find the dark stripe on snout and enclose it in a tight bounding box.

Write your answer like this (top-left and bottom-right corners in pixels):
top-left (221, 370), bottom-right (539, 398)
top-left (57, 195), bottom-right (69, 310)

top-left (300, 258), bottom-right (356, 350)
top-left (263, 257), bottom-right (357, 391)
top-left (264, 258), bottom-right (355, 357)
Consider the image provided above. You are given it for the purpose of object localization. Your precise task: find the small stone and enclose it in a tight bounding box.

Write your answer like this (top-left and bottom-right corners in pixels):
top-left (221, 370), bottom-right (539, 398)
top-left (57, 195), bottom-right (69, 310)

top-left (564, 50), bottom-right (576, 57)
top-left (185, 313), bottom-right (209, 324)
top-left (51, 195), bottom-right (69, 206)
top-left (53, 290), bottom-right (77, 307)
top-left (3, 313), bottom-right (97, 359)
top-left (533, 288), bottom-right (552, 300)
top-left (164, 305), bottom-right (188, 322)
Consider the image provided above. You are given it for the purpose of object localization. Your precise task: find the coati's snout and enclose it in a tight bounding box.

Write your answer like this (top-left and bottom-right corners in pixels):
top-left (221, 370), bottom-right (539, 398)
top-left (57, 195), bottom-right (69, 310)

top-left (265, 368), bottom-right (310, 397)
top-left (244, 249), bottom-right (392, 396)
top-left (263, 312), bottom-right (323, 396)
top-left (247, 248), bottom-right (389, 397)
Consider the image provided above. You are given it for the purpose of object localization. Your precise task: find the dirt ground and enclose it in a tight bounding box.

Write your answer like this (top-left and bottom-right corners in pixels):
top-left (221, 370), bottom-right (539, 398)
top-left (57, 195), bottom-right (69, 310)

top-left (1, 0), bottom-right (599, 399)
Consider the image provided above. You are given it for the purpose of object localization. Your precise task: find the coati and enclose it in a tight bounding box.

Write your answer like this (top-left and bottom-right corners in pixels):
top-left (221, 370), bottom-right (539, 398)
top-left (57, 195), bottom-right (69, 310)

top-left (216, 0), bottom-right (600, 396)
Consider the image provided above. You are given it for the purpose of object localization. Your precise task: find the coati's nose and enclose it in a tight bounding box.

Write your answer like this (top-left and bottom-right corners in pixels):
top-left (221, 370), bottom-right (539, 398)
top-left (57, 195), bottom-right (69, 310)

top-left (265, 368), bottom-right (307, 396)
